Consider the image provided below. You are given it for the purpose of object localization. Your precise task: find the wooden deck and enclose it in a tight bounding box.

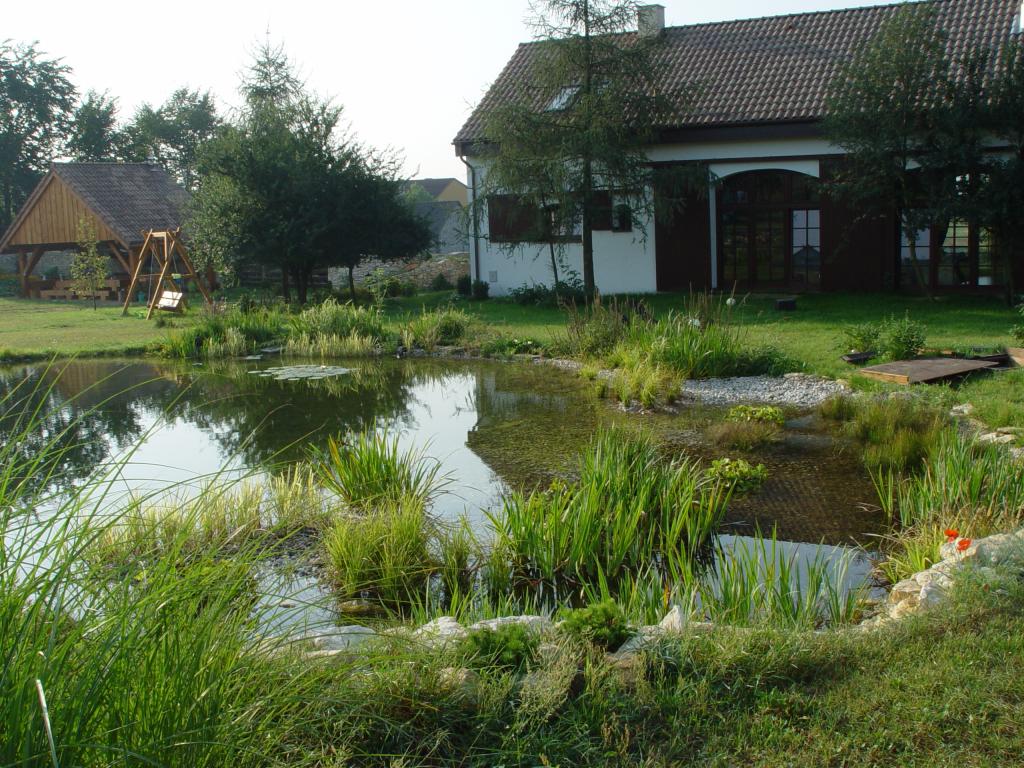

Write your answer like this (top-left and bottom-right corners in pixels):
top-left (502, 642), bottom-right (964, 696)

top-left (858, 357), bottom-right (998, 385)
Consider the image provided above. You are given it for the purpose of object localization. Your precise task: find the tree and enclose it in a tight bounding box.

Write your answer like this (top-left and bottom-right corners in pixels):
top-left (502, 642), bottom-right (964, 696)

top-left (124, 88), bottom-right (221, 189)
top-left (824, 5), bottom-right (959, 297)
top-left (189, 43), bottom-right (430, 303)
top-left (71, 218), bottom-right (109, 310)
top-left (68, 90), bottom-right (122, 161)
top-left (0, 40), bottom-right (76, 232)
top-left (477, 0), bottom-right (677, 296)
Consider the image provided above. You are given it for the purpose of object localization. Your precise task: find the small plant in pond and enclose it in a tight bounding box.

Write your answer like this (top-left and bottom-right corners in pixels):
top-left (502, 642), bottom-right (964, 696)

top-left (558, 599), bottom-right (632, 651)
top-left (706, 419), bottom-right (780, 450)
top-left (707, 457), bottom-right (768, 494)
top-left (726, 405), bottom-right (785, 425)
top-left (458, 623), bottom-right (539, 674)
top-left (818, 394), bottom-right (858, 422)
top-left (312, 429), bottom-right (446, 509)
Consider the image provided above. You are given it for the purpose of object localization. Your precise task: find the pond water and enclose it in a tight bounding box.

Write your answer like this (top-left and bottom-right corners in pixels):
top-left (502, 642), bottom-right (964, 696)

top-left (1, 357), bottom-right (885, 626)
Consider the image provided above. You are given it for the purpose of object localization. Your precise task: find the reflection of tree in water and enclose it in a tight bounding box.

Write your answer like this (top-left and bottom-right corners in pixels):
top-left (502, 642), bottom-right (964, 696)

top-left (0, 361), bottom-right (170, 494)
top-left (158, 360), bottom-right (422, 467)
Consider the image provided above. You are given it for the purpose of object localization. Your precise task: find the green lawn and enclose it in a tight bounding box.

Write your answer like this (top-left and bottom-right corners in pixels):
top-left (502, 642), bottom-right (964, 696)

top-left (0, 298), bottom-right (182, 359)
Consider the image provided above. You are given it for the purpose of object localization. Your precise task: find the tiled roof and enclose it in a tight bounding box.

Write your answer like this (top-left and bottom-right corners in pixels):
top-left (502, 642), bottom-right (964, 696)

top-left (53, 162), bottom-right (190, 246)
top-left (454, 0), bottom-right (1022, 148)
top-left (406, 177), bottom-right (466, 198)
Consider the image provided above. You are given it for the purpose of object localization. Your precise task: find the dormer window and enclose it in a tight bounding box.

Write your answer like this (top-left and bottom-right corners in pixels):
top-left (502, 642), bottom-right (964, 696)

top-left (545, 85), bottom-right (580, 111)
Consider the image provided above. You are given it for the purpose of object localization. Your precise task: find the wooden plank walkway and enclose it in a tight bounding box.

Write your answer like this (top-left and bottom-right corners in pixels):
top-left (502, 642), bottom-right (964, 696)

top-left (858, 357), bottom-right (998, 385)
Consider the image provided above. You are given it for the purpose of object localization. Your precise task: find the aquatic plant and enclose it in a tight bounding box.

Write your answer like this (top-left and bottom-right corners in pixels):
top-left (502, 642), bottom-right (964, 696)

top-left (726, 405), bottom-right (785, 425)
top-left (687, 534), bottom-right (864, 629)
top-left (161, 305), bottom-right (289, 358)
top-left (837, 395), bottom-right (946, 472)
top-left (706, 419), bottom-right (781, 450)
top-left (490, 427), bottom-right (730, 591)
top-left (288, 298), bottom-right (387, 340)
top-left (312, 429), bottom-right (447, 510)
top-left (403, 306), bottom-right (473, 351)
top-left (707, 457), bottom-right (769, 494)
top-left (322, 497), bottom-right (436, 608)
top-left (283, 330), bottom-right (378, 358)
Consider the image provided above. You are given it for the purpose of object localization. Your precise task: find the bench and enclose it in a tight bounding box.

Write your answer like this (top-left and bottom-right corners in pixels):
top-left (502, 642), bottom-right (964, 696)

top-left (155, 290), bottom-right (184, 311)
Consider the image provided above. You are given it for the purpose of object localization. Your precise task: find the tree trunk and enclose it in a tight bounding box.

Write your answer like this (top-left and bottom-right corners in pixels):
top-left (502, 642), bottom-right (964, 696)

top-left (348, 265), bottom-right (357, 303)
top-left (548, 242), bottom-right (560, 297)
top-left (903, 217), bottom-right (933, 299)
top-left (281, 269), bottom-right (291, 302)
top-left (582, 161), bottom-right (595, 298)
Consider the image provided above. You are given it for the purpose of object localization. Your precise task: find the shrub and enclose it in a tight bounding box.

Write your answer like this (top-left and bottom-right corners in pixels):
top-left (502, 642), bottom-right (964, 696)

top-left (879, 313), bottom-right (926, 361)
top-left (456, 274), bottom-right (472, 296)
top-left (508, 278), bottom-right (587, 307)
top-left (459, 623), bottom-right (539, 674)
top-left (430, 272), bottom-right (454, 291)
top-left (560, 297), bottom-right (634, 358)
top-left (470, 279), bottom-right (490, 300)
top-left (365, 268), bottom-right (417, 301)
top-left (839, 321), bottom-right (882, 354)
top-left (558, 599), bottom-right (632, 651)
top-left (707, 457), bottom-right (769, 494)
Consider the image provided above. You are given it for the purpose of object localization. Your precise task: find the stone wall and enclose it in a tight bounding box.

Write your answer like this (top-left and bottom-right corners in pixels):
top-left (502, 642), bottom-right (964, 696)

top-left (328, 253), bottom-right (469, 292)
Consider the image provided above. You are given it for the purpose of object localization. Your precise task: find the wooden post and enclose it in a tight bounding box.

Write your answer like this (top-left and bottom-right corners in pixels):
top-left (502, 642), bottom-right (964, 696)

top-left (145, 249), bottom-right (172, 320)
top-left (122, 232), bottom-right (155, 315)
top-left (106, 242), bottom-right (131, 274)
top-left (17, 251), bottom-right (26, 297)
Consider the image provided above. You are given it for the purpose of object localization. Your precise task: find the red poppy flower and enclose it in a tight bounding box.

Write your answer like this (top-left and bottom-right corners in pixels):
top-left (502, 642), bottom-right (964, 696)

top-left (944, 528), bottom-right (959, 541)
top-left (957, 538), bottom-right (972, 552)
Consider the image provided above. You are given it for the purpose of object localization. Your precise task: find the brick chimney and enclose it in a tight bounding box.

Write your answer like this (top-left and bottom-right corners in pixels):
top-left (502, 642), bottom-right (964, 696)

top-left (638, 4), bottom-right (666, 37)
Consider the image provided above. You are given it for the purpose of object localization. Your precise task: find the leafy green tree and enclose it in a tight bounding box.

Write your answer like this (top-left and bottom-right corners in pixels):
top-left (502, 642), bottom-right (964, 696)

top-left (0, 41), bottom-right (76, 231)
top-left (68, 90), bottom-right (122, 161)
top-left (124, 88), bottom-right (221, 189)
top-left (189, 43), bottom-right (429, 303)
top-left (71, 218), bottom-right (109, 309)
top-left (824, 5), bottom-right (960, 296)
top-left (477, 0), bottom-right (677, 296)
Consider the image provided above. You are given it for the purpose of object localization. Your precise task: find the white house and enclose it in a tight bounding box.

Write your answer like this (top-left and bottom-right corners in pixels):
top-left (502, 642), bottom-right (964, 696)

top-left (453, 0), bottom-right (1024, 296)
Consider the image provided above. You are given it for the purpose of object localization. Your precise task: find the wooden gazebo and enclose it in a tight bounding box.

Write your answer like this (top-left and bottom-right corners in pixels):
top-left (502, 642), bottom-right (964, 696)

top-left (0, 162), bottom-right (192, 298)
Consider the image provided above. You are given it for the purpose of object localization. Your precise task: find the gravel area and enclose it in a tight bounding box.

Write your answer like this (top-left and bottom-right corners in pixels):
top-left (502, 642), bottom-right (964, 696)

top-left (679, 373), bottom-right (850, 409)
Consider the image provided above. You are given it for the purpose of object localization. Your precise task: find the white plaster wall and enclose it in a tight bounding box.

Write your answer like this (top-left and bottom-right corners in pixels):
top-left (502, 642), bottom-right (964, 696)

top-left (465, 137), bottom-right (832, 296)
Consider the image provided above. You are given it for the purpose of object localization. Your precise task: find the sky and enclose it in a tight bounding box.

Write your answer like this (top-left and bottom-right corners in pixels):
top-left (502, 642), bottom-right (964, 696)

top-left (6, 0), bottom-right (896, 181)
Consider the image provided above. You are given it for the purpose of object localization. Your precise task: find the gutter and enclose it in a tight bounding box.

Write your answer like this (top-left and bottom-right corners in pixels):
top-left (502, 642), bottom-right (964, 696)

top-left (458, 154), bottom-right (481, 282)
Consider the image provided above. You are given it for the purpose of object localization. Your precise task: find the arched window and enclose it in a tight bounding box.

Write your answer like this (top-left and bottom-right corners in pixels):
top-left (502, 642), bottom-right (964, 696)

top-left (717, 170), bottom-right (822, 290)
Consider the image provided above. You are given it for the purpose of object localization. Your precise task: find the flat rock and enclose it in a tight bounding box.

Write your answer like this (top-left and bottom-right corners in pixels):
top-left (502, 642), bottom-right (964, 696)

top-left (467, 615), bottom-right (552, 633)
top-left (413, 616), bottom-right (468, 646)
top-left (309, 625), bottom-right (376, 651)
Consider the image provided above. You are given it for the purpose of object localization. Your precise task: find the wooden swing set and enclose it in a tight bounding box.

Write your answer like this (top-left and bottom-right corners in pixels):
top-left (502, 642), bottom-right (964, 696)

top-left (121, 229), bottom-right (213, 319)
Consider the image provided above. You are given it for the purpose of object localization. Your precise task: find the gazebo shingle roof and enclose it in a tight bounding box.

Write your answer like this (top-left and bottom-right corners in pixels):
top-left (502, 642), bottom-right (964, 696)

top-left (453, 0), bottom-right (1023, 150)
top-left (52, 162), bottom-right (190, 247)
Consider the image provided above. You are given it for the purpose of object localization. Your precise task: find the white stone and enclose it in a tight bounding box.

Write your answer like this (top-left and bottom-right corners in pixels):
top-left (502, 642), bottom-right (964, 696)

top-left (414, 616), bottom-right (468, 646)
top-left (950, 403), bottom-right (975, 416)
top-left (310, 625), bottom-right (376, 651)
top-left (889, 579), bottom-right (922, 607)
top-left (467, 615), bottom-right (552, 633)
top-left (919, 582), bottom-right (948, 607)
top-left (974, 534), bottom-right (1019, 564)
top-left (614, 625), bottom-right (664, 656)
top-left (977, 432), bottom-right (1016, 445)
top-left (659, 605), bottom-right (689, 632)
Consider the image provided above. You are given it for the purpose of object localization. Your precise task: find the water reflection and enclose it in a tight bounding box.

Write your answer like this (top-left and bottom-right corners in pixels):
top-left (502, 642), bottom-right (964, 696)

top-left (0, 358), bottom-right (884, 546)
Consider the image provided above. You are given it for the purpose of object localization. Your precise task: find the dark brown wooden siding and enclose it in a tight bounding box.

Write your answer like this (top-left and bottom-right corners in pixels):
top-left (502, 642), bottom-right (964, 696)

top-left (655, 185), bottom-right (711, 291)
top-left (819, 159), bottom-right (895, 292)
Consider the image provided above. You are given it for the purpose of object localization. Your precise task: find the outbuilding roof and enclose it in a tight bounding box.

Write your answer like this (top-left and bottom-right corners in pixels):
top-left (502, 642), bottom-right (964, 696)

top-left (453, 0), bottom-right (1022, 151)
top-left (0, 162), bottom-right (189, 252)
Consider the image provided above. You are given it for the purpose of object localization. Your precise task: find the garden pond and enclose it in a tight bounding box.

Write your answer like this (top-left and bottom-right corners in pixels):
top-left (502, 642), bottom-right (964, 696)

top-left (1, 357), bottom-right (885, 629)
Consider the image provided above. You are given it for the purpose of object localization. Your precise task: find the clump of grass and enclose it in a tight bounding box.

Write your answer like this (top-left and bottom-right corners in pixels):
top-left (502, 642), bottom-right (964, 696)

top-left (162, 305), bottom-right (288, 358)
top-left (827, 395), bottom-right (946, 472)
top-left (312, 429), bottom-right (446, 510)
top-left (490, 427), bottom-right (729, 592)
top-left (706, 420), bottom-right (780, 450)
top-left (403, 306), bottom-right (473, 351)
top-left (689, 533), bottom-right (863, 628)
top-left (707, 457), bottom-right (769, 494)
top-left (875, 525), bottom-right (946, 585)
top-left (558, 296), bottom-right (636, 358)
top-left (323, 497), bottom-right (435, 609)
top-left (605, 352), bottom-right (678, 408)
top-left (558, 599), bottom-right (632, 651)
top-left (818, 394), bottom-right (858, 421)
top-left (288, 298), bottom-right (386, 340)
top-left (879, 313), bottom-right (927, 361)
top-left (284, 330), bottom-right (378, 358)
